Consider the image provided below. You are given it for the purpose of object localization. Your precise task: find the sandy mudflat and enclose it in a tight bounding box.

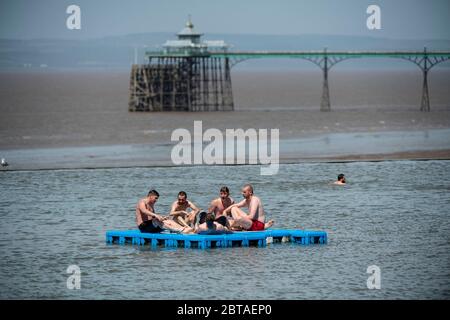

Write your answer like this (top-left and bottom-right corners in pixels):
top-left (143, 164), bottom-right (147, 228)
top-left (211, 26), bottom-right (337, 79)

top-left (282, 149), bottom-right (450, 163)
top-left (0, 70), bottom-right (449, 169)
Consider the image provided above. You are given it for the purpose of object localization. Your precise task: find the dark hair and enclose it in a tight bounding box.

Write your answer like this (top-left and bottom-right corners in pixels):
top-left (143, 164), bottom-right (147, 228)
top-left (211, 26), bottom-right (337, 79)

top-left (148, 189), bottom-right (160, 197)
top-left (178, 191), bottom-right (187, 198)
top-left (215, 216), bottom-right (227, 227)
top-left (243, 184), bottom-right (253, 194)
top-left (198, 211), bottom-right (207, 225)
top-left (206, 212), bottom-right (215, 229)
top-left (220, 186), bottom-right (230, 194)
top-left (337, 174), bottom-right (345, 181)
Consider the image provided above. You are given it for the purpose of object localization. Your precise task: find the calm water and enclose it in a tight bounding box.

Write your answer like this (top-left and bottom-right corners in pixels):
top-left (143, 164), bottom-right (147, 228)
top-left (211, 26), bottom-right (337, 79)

top-left (0, 160), bottom-right (449, 299)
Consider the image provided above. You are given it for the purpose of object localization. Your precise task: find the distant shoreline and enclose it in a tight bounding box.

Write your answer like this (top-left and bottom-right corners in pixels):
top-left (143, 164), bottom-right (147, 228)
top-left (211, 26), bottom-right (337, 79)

top-left (1, 128), bottom-right (449, 171)
top-left (1, 150), bottom-right (449, 172)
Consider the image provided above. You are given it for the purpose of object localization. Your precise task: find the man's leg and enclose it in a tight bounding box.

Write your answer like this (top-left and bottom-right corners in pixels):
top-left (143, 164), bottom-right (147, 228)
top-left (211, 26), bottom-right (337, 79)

top-left (153, 218), bottom-right (180, 232)
top-left (265, 220), bottom-right (275, 229)
top-left (230, 207), bottom-right (252, 230)
top-left (228, 219), bottom-right (245, 231)
top-left (177, 216), bottom-right (190, 228)
top-left (230, 207), bottom-right (247, 220)
top-left (186, 211), bottom-right (197, 226)
top-left (162, 220), bottom-right (194, 234)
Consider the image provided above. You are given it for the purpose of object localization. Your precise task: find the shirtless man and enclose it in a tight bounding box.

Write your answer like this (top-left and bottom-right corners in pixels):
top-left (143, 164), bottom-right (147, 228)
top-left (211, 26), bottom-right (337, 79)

top-left (194, 212), bottom-right (231, 235)
top-left (222, 184), bottom-right (274, 231)
top-left (136, 189), bottom-right (194, 234)
top-left (169, 191), bottom-right (200, 228)
top-left (333, 174), bottom-right (346, 185)
top-left (207, 186), bottom-right (234, 226)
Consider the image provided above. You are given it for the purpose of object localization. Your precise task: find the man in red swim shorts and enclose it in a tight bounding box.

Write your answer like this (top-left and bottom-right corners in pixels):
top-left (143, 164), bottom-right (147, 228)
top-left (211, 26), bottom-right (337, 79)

top-left (249, 219), bottom-right (265, 231)
top-left (222, 184), bottom-right (274, 231)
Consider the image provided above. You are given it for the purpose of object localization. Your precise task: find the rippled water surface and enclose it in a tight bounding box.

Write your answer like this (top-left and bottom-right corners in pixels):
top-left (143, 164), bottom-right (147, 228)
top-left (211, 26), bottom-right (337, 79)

top-left (1, 160), bottom-right (449, 299)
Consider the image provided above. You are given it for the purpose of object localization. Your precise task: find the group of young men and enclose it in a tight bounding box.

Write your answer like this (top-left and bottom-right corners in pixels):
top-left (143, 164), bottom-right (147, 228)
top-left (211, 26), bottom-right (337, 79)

top-left (135, 173), bottom-right (346, 235)
top-left (135, 184), bottom-right (274, 234)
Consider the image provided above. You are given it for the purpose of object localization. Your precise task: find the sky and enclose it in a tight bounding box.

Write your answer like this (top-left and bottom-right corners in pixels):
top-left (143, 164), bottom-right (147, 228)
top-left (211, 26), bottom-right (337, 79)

top-left (0, 0), bottom-right (449, 40)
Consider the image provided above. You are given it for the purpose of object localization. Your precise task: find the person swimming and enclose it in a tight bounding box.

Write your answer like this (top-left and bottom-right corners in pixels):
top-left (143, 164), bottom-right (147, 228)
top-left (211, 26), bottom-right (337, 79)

top-left (333, 173), bottom-right (346, 185)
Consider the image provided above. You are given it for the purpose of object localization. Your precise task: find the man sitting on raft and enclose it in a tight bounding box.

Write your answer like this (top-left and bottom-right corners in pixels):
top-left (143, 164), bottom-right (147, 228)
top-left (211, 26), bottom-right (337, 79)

top-left (194, 212), bottom-right (231, 235)
top-left (222, 184), bottom-right (274, 231)
top-left (169, 191), bottom-right (200, 228)
top-left (207, 186), bottom-right (234, 227)
top-left (136, 189), bottom-right (194, 234)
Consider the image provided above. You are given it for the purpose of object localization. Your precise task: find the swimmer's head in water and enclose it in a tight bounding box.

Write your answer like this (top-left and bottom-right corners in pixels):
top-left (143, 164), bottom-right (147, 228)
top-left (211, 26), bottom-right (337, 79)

top-left (337, 174), bottom-right (346, 183)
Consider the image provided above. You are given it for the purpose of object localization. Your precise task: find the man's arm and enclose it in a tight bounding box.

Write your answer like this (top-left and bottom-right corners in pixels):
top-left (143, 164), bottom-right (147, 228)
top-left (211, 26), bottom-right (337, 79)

top-left (223, 199), bottom-right (246, 215)
top-left (246, 198), bottom-right (259, 220)
top-left (138, 201), bottom-right (164, 222)
top-left (188, 201), bottom-right (201, 215)
top-left (207, 199), bottom-right (217, 214)
top-left (169, 201), bottom-right (188, 216)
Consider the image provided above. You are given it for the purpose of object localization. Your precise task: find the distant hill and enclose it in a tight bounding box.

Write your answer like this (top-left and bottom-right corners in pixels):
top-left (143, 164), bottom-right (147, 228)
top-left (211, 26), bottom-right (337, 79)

top-left (1, 32), bottom-right (449, 70)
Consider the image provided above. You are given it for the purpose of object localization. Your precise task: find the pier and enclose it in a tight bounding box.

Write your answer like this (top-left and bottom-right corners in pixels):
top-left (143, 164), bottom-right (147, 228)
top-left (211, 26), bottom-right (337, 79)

top-left (129, 19), bottom-right (450, 112)
top-left (129, 18), bottom-right (233, 112)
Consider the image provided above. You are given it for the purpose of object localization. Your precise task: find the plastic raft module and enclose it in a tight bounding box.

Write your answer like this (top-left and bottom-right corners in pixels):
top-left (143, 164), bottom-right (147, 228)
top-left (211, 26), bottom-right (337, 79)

top-left (105, 229), bottom-right (327, 249)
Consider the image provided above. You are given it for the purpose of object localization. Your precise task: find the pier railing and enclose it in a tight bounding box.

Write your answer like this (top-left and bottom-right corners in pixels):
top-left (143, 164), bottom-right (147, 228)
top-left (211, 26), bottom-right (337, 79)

top-left (210, 48), bottom-right (450, 112)
top-left (141, 48), bottom-right (450, 111)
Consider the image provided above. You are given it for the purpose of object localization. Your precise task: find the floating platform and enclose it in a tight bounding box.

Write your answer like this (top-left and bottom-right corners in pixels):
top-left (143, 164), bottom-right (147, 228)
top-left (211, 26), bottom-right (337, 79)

top-left (105, 229), bottom-right (327, 249)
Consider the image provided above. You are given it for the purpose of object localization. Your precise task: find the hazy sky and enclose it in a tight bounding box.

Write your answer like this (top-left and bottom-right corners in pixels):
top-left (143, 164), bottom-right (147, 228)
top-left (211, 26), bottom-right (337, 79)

top-left (0, 0), bottom-right (449, 40)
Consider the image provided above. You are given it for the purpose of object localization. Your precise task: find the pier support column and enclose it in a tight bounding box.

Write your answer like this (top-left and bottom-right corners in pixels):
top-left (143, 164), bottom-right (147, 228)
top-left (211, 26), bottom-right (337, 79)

top-left (320, 49), bottom-right (331, 112)
top-left (420, 47), bottom-right (430, 112)
top-left (224, 58), bottom-right (234, 111)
